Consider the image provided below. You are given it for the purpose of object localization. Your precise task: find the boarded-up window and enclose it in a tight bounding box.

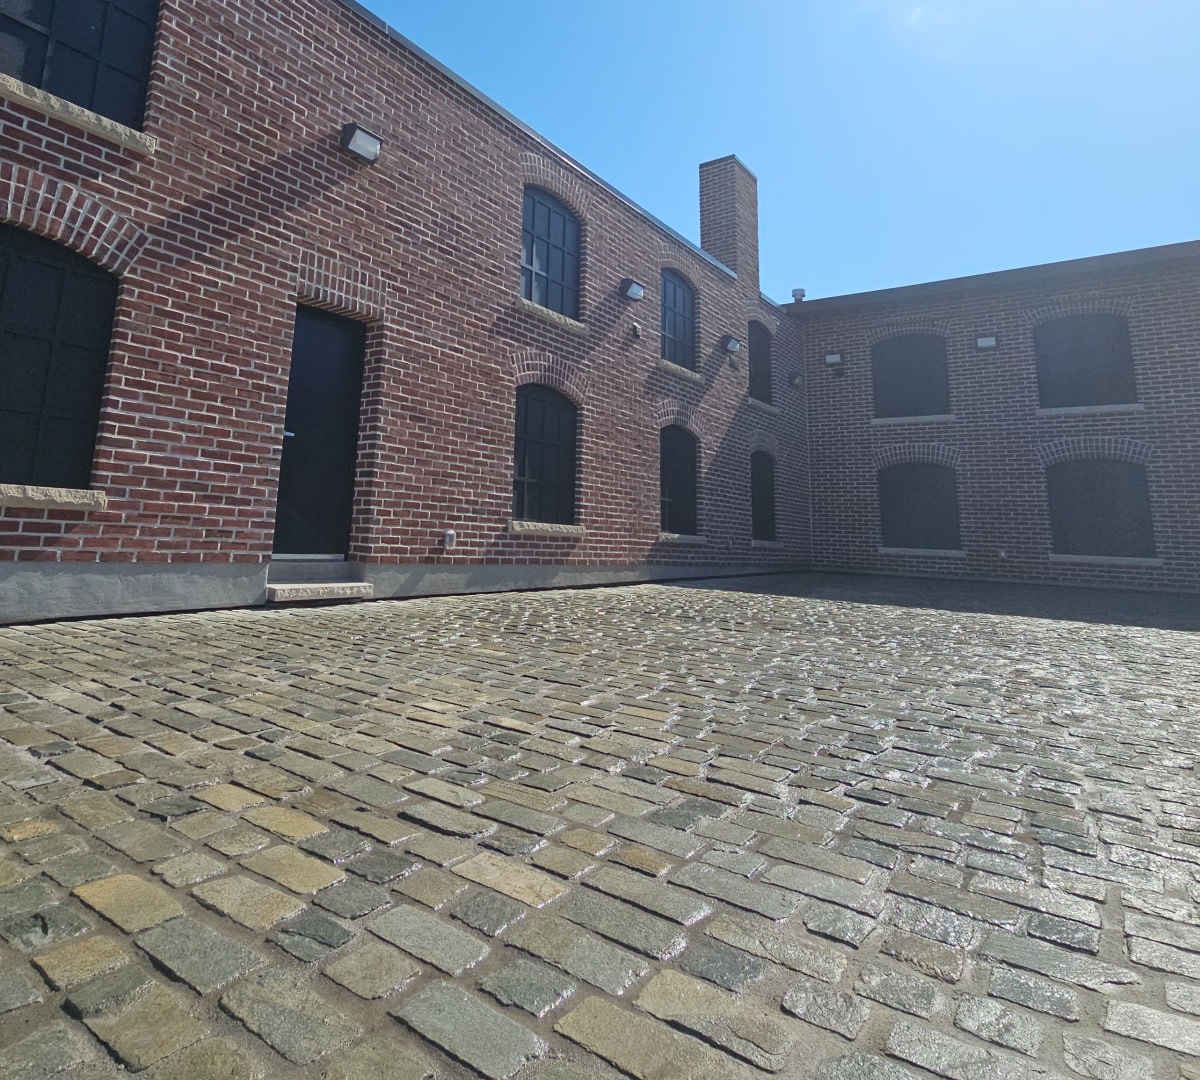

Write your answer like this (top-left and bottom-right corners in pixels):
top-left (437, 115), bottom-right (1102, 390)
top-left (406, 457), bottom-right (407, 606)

top-left (748, 322), bottom-right (772, 404)
top-left (660, 270), bottom-right (696, 370)
top-left (660, 425), bottom-right (698, 534)
top-left (878, 463), bottom-right (961, 550)
top-left (1046, 459), bottom-right (1154, 557)
top-left (872, 334), bottom-right (950, 418)
top-left (0, 224), bottom-right (117, 488)
top-left (751, 451), bottom-right (776, 541)
top-left (1034, 315), bottom-right (1136, 408)
top-left (521, 188), bottom-right (580, 319)
top-left (513, 385), bottom-right (578, 525)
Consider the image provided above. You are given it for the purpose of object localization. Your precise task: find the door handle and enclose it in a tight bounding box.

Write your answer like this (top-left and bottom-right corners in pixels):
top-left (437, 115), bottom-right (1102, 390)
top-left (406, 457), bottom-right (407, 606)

top-left (283, 431), bottom-right (296, 438)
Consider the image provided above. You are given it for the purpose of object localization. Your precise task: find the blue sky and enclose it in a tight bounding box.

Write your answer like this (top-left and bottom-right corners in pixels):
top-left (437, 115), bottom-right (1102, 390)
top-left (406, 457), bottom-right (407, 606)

top-left (360, 1), bottom-right (1200, 303)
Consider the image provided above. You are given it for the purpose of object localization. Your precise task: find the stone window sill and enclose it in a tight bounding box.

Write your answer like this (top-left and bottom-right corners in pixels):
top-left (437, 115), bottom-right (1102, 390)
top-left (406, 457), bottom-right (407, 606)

top-left (871, 413), bottom-right (955, 426)
top-left (747, 397), bottom-right (780, 415)
top-left (0, 73), bottom-right (157, 155)
top-left (1049, 553), bottom-right (1162, 568)
top-left (654, 357), bottom-right (703, 383)
top-left (507, 519), bottom-right (585, 538)
top-left (659, 531), bottom-right (706, 544)
top-left (512, 297), bottom-right (589, 337)
top-left (1036, 403), bottom-right (1144, 417)
top-left (878, 546), bottom-right (966, 558)
top-left (0, 484), bottom-right (109, 511)
top-left (751, 539), bottom-right (782, 548)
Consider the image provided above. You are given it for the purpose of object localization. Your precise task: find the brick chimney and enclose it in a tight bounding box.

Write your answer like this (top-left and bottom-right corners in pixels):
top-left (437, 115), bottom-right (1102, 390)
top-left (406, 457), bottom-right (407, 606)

top-left (699, 155), bottom-right (759, 293)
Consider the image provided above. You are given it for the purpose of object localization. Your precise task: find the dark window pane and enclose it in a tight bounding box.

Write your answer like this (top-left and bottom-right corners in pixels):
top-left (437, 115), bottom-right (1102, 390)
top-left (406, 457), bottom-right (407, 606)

top-left (751, 451), bottom-right (776, 541)
top-left (513, 384), bottom-right (577, 524)
top-left (878, 463), bottom-right (961, 549)
top-left (1046, 459), bottom-right (1154, 557)
top-left (660, 425), bottom-right (698, 534)
top-left (520, 188), bottom-right (580, 318)
top-left (1034, 315), bottom-right (1136, 408)
top-left (0, 223), bottom-right (116, 487)
top-left (748, 321), bottom-right (772, 404)
top-left (0, 18), bottom-right (47, 83)
top-left (872, 334), bottom-right (950, 418)
top-left (0, 0), bottom-right (156, 127)
top-left (51, 0), bottom-right (104, 52)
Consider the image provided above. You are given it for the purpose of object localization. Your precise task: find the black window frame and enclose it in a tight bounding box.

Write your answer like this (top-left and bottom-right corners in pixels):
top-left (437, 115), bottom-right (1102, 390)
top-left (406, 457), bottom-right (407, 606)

top-left (1033, 314), bottom-right (1137, 408)
top-left (0, 0), bottom-right (159, 129)
top-left (659, 425), bottom-right (698, 535)
top-left (512, 384), bottom-right (578, 526)
top-left (660, 269), bottom-right (696, 370)
top-left (521, 187), bottom-right (581, 320)
top-left (750, 451), bottom-right (776, 541)
top-left (877, 462), bottom-right (962, 550)
top-left (871, 333), bottom-right (951, 419)
top-left (748, 322), bottom-right (773, 404)
top-left (1045, 458), bottom-right (1155, 557)
top-left (1, 223), bottom-right (117, 489)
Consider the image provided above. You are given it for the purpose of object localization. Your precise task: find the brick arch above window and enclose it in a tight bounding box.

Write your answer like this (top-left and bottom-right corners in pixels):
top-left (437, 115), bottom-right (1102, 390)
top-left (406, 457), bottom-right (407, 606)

top-left (295, 250), bottom-right (383, 320)
top-left (510, 349), bottom-right (589, 407)
top-left (870, 442), bottom-right (963, 470)
top-left (746, 429), bottom-right (780, 459)
top-left (1035, 436), bottom-right (1152, 468)
top-left (517, 154), bottom-right (592, 219)
top-left (0, 161), bottom-right (148, 275)
top-left (654, 399), bottom-right (706, 445)
top-left (863, 319), bottom-right (954, 348)
top-left (1023, 298), bottom-right (1133, 328)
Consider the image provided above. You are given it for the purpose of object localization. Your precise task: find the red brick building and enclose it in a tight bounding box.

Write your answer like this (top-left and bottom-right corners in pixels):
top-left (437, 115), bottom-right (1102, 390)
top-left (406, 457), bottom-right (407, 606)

top-left (0, 0), bottom-right (1195, 623)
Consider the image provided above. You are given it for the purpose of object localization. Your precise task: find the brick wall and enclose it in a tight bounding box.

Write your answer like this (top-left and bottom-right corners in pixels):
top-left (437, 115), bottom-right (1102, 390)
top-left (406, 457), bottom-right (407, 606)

top-left (0, 0), bottom-right (806, 617)
top-left (795, 251), bottom-right (1200, 593)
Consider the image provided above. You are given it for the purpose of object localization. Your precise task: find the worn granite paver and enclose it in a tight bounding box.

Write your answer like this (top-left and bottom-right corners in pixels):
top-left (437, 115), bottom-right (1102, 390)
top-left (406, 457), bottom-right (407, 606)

top-left (1, 574), bottom-right (1199, 1077)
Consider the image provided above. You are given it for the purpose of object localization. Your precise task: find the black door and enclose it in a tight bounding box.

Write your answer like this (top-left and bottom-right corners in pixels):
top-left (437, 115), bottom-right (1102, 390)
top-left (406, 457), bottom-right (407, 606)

top-left (272, 306), bottom-right (365, 556)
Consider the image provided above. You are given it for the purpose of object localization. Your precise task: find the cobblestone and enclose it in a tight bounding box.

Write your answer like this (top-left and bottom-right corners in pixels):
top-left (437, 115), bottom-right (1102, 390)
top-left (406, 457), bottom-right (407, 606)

top-left (2, 574), bottom-right (1198, 1078)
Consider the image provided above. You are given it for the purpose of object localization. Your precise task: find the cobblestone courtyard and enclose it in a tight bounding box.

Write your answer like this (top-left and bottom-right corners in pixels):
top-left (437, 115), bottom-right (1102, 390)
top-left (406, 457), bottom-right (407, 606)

top-left (0, 574), bottom-right (1198, 1079)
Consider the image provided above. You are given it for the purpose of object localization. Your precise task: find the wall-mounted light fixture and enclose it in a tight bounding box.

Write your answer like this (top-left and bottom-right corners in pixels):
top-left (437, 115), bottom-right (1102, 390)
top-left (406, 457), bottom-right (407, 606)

top-left (825, 352), bottom-right (843, 367)
top-left (787, 371), bottom-right (802, 387)
top-left (724, 336), bottom-right (743, 354)
top-left (976, 335), bottom-right (998, 349)
top-left (622, 279), bottom-right (646, 301)
top-left (340, 123), bottom-right (383, 163)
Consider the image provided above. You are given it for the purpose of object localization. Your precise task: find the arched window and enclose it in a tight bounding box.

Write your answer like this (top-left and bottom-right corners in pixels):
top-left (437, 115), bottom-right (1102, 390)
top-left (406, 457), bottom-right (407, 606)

top-left (878, 463), bottom-right (961, 550)
top-left (748, 322), bottom-right (773, 404)
top-left (660, 425), bottom-right (698, 535)
top-left (1034, 315), bottom-right (1136, 408)
top-left (1, 224), bottom-right (117, 488)
top-left (871, 334), bottom-right (950, 418)
top-left (521, 188), bottom-right (580, 319)
top-left (660, 270), bottom-right (696, 370)
top-left (0, 0), bottom-right (159, 128)
top-left (751, 451), bottom-right (776, 541)
top-left (1046, 459), bottom-right (1154, 557)
top-left (513, 385), bottom-right (577, 524)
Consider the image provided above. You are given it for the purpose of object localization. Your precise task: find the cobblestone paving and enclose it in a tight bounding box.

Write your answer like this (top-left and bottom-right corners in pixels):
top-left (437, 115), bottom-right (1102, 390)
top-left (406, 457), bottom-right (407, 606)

top-left (0, 574), bottom-right (1198, 1079)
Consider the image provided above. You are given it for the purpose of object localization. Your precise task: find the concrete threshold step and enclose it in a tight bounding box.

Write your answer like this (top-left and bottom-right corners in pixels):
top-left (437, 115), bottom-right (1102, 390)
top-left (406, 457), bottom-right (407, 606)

top-left (265, 581), bottom-right (373, 603)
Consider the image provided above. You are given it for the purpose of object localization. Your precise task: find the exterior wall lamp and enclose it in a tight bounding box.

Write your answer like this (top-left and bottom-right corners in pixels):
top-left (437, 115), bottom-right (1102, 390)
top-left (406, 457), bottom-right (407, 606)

top-left (340, 123), bottom-right (383, 163)
top-left (724, 336), bottom-right (743, 353)
top-left (622, 279), bottom-right (646, 301)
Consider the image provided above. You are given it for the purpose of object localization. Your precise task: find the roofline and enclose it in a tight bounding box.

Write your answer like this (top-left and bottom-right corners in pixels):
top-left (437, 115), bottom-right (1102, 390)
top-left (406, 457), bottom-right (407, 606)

top-left (334, 0), bottom-right (736, 280)
top-left (788, 240), bottom-right (1200, 315)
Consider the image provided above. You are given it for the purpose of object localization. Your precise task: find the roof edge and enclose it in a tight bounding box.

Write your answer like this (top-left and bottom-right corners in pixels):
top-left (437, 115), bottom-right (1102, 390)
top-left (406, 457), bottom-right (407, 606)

top-left (789, 240), bottom-right (1200, 314)
top-left (334, 0), bottom-right (736, 279)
